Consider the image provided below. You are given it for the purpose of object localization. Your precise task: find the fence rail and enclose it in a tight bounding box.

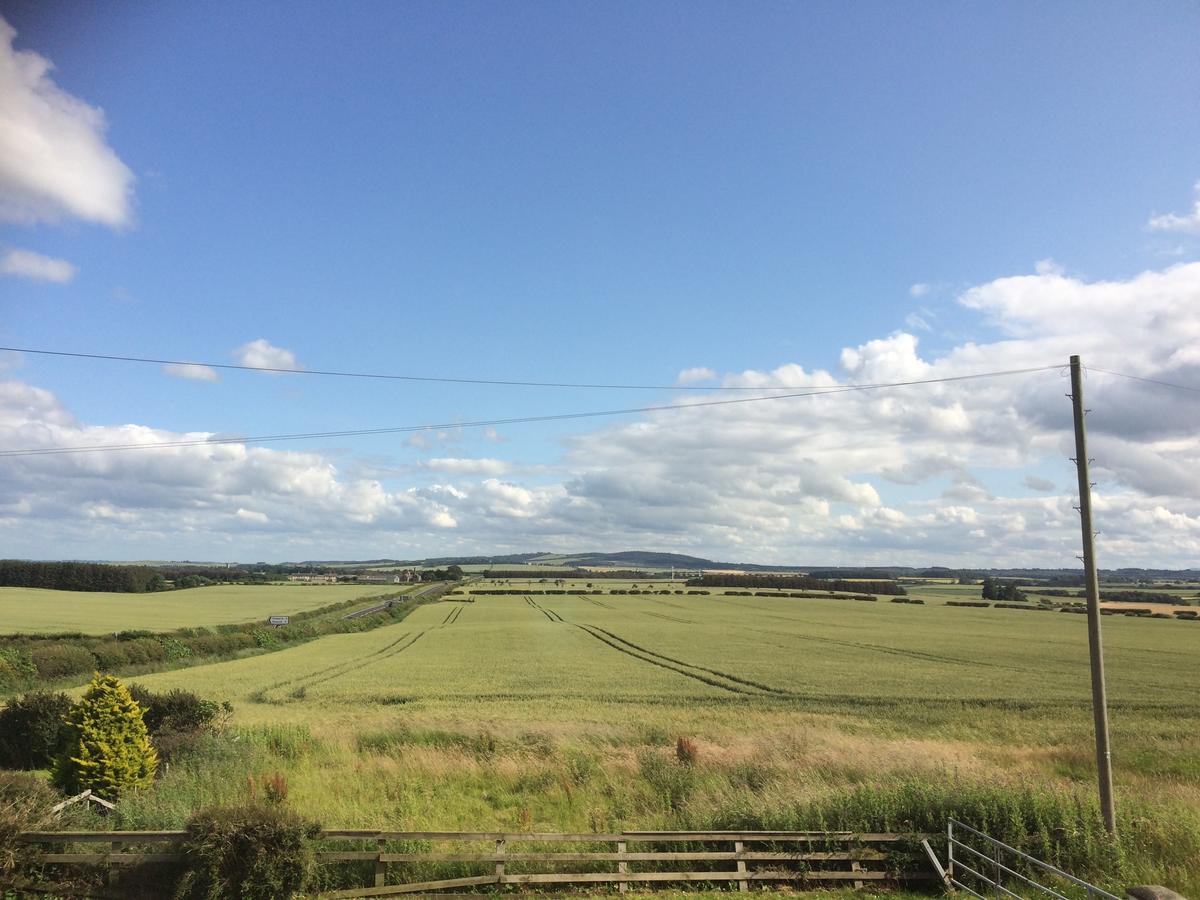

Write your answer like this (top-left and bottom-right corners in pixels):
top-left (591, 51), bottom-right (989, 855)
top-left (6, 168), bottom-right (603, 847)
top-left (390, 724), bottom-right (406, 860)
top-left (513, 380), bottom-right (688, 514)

top-left (947, 818), bottom-right (1121, 900)
top-left (16, 828), bottom-right (936, 898)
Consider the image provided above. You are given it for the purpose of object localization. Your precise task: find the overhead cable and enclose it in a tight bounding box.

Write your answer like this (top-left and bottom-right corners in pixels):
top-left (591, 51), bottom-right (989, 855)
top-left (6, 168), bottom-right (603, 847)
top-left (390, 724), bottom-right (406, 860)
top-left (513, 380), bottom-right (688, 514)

top-left (0, 366), bottom-right (1058, 457)
top-left (1086, 366), bottom-right (1200, 395)
top-left (0, 344), bottom-right (1049, 392)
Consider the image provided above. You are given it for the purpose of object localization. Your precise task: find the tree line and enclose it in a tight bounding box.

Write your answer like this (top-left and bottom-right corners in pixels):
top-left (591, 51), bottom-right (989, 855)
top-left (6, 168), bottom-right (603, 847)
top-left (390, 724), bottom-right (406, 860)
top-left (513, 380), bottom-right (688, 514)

top-left (0, 560), bottom-right (166, 593)
top-left (686, 573), bottom-right (906, 595)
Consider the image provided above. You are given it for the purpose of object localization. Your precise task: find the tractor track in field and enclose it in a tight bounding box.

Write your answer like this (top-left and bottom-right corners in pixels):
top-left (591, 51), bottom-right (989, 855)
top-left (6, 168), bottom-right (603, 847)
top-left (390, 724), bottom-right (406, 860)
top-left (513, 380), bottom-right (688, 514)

top-left (574, 623), bottom-right (780, 697)
top-left (440, 605), bottom-right (466, 627)
top-left (644, 596), bottom-right (696, 613)
top-left (254, 630), bottom-right (426, 701)
top-left (585, 625), bottom-right (789, 695)
top-left (579, 594), bottom-right (615, 609)
top-left (525, 596), bottom-right (565, 622)
top-left (638, 609), bottom-right (696, 625)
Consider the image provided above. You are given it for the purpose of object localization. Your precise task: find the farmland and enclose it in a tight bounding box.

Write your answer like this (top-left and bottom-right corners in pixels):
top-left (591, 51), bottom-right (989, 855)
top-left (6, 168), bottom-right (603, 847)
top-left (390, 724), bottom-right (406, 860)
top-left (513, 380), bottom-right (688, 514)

top-left (0, 583), bottom-right (406, 634)
top-left (11, 580), bottom-right (1200, 892)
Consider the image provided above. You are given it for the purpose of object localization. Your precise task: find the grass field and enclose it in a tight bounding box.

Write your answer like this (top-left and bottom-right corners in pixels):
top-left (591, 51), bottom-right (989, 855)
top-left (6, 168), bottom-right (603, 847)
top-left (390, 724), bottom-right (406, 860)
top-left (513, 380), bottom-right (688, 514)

top-left (23, 583), bottom-right (1200, 892)
top-left (0, 584), bottom-right (408, 634)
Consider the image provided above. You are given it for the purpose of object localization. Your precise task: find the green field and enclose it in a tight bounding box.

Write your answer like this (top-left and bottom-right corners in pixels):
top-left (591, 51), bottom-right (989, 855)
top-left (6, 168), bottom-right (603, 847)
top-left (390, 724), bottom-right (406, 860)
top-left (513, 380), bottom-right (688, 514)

top-left (0, 584), bottom-right (406, 633)
top-left (17, 583), bottom-right (1200, 892)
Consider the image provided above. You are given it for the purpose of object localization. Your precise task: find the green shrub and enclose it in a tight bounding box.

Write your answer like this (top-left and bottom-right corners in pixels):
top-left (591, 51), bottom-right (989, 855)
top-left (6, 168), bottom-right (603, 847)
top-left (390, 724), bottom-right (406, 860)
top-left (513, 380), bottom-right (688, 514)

top-left (0, 647), bottom-right (36, 691)
top-left (0, 691), bottom-right (75, 769)
top-left (52, 673), bottom-right (158, 801)
top-left (174, 804), bottom-right (320, 900)
top-left (128, 685), bottom-right (230, 735)
top-left (92, 641), bottom-right (131, 669)
top-left (29, 643), bottom-right (96, 679)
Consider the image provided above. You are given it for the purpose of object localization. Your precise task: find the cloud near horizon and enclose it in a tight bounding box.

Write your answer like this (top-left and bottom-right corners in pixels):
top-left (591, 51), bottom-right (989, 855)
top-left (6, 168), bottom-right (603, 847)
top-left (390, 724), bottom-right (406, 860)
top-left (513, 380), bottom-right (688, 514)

top-left (1, 261), bottom-right (1199, 566)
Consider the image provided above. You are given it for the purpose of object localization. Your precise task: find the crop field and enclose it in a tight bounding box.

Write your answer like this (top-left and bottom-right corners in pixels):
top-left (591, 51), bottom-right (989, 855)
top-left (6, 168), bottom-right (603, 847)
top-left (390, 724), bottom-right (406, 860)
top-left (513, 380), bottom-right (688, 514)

top-left (125, 588), bottom-right (1200, 711)
top-left (0, 583), bottom-right (406, 634)
top-left (15, 582), bottom-right (1192, 892)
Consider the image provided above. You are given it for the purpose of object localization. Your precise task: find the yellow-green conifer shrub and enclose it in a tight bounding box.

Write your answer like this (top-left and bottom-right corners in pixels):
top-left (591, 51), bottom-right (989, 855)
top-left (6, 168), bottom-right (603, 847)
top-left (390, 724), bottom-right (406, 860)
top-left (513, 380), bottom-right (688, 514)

top-left (52, 673), bottom-right (157, 801)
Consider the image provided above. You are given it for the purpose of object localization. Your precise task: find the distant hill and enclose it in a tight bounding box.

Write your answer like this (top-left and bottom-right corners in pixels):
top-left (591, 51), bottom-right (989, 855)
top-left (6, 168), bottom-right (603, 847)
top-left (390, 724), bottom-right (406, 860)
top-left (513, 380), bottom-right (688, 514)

top-left (51, 552), bottom-right (1200, 582)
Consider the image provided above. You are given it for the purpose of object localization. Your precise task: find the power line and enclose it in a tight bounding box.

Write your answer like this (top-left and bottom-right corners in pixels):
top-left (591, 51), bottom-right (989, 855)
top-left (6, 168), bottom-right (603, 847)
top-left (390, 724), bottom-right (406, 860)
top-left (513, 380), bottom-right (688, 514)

top-left (1086, 366), bottom-right (1200, 395)
top-left (0, 344), bottom-right (1050, 393)
top-left (0, 345), bottom-right (828, 391)
top-left (0, 365), bottom-right (1058, 457)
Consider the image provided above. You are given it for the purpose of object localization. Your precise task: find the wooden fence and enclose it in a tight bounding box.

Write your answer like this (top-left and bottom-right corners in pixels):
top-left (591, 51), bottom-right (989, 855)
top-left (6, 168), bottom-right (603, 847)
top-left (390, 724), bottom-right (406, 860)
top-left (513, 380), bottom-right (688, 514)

top-left (16, 829), bottom-right (937, 898)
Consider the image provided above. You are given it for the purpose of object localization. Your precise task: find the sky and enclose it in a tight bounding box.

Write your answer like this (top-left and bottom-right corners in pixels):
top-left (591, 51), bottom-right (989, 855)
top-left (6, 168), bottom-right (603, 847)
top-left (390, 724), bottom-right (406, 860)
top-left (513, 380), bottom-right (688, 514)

top-left (1, 1), bottom-right (1199, 566)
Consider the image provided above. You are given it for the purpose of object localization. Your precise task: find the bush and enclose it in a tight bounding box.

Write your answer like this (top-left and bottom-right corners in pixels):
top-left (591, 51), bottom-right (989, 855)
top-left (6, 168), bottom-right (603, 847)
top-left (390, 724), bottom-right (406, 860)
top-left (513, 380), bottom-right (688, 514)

top-left (52, 673), bottom-right (158, 801)
top-left (128, 685), bottom-right (229, 735)
top-left (174, 804), bottom-right (321, 900)
top-left (0, 772), bottom-right (58, 875)
top-left (0, 691), bottom-right (75, 769)
top-left (29, 643), bottom-right (96, 679)
top-left (0, 647), bottom-right (37, 691)
top-left (92, 641), bottom-right (132, 669)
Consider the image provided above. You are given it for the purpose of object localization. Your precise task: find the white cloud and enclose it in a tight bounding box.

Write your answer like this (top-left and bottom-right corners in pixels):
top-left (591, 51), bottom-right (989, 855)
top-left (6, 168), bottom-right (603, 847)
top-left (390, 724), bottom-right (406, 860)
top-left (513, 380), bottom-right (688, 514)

top-left (236, 339), bottom-right (299, 371)
top-left (235, 508), bottom-right (270, 524)
top-left (0, 18), bottom-right (133, 226)
top-left (1147, 181), bottom-right (1200, 235)
top-left (421, 457), bottom-right (508, 476)
top-left (909, 283), bottom-right (931, 297)
top-left (0, 247), bottom-right (76, 282)
top-left (163, 363), bottom-right (220, 383)
top-left (2, 260), bottom-right (1200, 566)
top-left (676, 367), bottom-right (716, 385)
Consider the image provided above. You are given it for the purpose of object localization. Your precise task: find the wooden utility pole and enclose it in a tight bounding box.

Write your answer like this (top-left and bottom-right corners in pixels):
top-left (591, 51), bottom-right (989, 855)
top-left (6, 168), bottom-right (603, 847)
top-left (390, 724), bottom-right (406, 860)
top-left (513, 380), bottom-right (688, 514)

top-left (1069, 355), bottom-right (1117, 834)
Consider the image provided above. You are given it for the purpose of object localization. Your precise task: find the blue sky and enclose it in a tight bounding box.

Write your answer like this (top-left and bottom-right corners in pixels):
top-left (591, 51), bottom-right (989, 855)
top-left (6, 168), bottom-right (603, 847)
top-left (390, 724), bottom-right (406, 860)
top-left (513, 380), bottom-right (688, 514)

top-left (1, 2), bottom-right (1199, 564)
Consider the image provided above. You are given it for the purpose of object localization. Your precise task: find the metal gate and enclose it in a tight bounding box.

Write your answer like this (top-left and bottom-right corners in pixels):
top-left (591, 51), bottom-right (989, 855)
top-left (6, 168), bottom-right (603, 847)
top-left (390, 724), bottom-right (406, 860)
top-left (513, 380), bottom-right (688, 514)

top-left (947, 819), bottom-right (1122, 900)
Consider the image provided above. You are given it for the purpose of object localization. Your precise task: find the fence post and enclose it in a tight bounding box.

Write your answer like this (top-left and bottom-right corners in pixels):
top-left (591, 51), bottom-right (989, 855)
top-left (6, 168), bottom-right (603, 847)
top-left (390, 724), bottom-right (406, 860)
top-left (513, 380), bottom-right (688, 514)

top-left (107, 840), bottom-right (121, 888)
top-left (735, 839), bottom-right (748, 892)
top-left (495, 838), bottom-right (506, 883)
top-left (947, 820), bottom-right (955, 882)
top-left (617, 839), bottom-right (628, 894)
top-left (375, 836), bottom-right (387, 888)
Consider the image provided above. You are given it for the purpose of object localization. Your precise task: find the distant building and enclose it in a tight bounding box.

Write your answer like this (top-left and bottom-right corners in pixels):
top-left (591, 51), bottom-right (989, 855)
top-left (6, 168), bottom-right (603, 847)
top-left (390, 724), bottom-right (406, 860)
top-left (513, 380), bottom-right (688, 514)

top-left (356, 572), bottom-right (403, 584)
top-left (287, 574), bottom-right (339, 584)
top-left (357, 569), bottom-right (420, 584)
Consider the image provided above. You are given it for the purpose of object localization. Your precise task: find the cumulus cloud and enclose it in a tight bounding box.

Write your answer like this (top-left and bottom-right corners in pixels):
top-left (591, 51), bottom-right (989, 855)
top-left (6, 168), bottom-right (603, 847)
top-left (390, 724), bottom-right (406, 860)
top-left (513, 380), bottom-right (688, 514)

top-left (676, 367), bottom-right (716, 385)
top-left (163, 363), bottom-right (220, 383)
top-left (1147, 181), bottom-right (1200, 235)
top-left (0, 247), bottom-right (76, 282)
top-left (0, 18), bottom-right (133, 226)
top-left (2, 260), bottom-right (1200, 566)
top-left (236, 339), bottom-right (300, 371)
top-left (0, 379), bottom-right (461, 557)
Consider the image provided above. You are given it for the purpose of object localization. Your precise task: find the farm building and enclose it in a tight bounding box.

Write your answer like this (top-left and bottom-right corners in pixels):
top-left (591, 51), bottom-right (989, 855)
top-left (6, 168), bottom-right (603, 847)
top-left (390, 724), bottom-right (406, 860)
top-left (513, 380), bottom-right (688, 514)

top-left (355, 572), bottom-right (404, 584)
